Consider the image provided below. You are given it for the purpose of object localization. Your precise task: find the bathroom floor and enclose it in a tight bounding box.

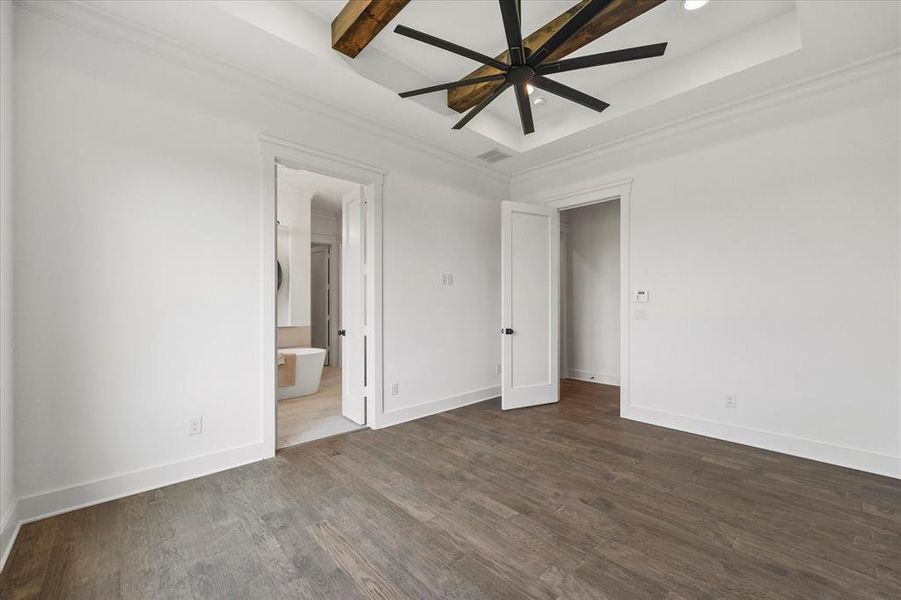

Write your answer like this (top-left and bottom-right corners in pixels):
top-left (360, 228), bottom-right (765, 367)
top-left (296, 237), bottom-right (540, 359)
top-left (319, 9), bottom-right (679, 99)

top-left (277, 366), bottom-right (363, 449)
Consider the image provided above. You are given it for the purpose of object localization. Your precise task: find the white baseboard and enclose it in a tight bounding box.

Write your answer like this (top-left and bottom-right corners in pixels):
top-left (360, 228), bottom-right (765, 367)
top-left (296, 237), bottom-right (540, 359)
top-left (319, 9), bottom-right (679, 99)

top-left (565, 369), bottom-right (620, 386)
top-left (378, 386), bottom-right (501, 428)
top-left (622, 405), bottom-right (901, 479)
top-left (0, 441), bottom-right (267, 571)
top-left (0, 501), bottom-right (21, 573)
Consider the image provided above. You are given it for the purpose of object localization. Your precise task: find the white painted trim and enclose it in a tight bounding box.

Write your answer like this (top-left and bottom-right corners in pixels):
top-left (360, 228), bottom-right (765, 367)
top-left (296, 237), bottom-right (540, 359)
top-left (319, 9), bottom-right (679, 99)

top-left (543, 179), bottom-right (632, 413)
top-left (565, 369), bottom-right (621, 387)
top-left (0, 441), bottom-right (267, 571)
top-left (0, 502), bottom-right (21, 572)
top-left (260, 134), bottom-right (385, 451)
top-left (514, 49), bottom-right (901, 183)
top-left (622, 406), bottom-right (901, 480)
top-left (379, 386), bottom-right (501, 429)
top-left (312, 209), bottom-right (340, 223)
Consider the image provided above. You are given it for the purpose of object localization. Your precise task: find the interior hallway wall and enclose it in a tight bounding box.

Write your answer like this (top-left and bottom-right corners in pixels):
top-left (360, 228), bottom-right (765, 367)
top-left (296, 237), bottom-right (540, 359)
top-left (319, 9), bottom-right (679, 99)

top-left (563, 201), bottom-right (620, 386)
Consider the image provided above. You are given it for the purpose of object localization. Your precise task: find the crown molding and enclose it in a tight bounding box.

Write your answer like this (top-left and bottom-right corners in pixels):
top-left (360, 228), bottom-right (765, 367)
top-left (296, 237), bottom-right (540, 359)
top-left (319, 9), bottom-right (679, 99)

top-left (311, 209), bottom-right (339, 221)
top-left (513, 48), bottom-right (901, 185)
top-left (14, 0), bottom-right (510, 187)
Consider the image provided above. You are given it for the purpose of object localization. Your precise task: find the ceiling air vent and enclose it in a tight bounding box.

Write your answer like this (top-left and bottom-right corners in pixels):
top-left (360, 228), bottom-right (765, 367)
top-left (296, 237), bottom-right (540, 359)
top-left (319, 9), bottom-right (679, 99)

top-left (476, 148), bottom-right (512, 164)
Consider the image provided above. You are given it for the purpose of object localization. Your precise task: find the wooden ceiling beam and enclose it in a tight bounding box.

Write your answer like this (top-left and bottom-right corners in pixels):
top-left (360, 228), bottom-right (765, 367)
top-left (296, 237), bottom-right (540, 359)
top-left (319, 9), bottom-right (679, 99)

top-left (447, 0), bottom-right (666, 113)
top-left (332, 0), bottom-right (412, 59)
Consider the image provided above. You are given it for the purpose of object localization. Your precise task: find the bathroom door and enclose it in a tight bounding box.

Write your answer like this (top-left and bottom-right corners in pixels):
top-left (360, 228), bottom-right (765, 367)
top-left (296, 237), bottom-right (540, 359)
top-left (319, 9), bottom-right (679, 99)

top-left (341, 186), bottom-right (366, 425)
top-left (500, 201), bottom-right (560, 410)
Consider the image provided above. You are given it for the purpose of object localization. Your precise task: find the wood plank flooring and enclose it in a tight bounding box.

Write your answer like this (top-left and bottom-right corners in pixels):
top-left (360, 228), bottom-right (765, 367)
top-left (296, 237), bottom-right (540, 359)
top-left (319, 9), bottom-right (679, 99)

top-left (277, 367), bottom-right (362, 449)
top-left (2, 379), bottom-right (899, 599)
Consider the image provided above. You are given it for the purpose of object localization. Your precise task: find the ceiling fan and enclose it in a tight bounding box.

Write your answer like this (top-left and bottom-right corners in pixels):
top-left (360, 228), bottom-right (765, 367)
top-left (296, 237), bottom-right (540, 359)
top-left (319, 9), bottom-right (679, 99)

top-left (394, 0), bottom-right (668, 135)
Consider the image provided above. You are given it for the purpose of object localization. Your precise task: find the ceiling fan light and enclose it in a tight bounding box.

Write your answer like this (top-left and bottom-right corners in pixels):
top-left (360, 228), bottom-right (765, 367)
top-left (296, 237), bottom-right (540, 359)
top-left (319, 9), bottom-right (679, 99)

top-left (526, 83), bottom-right (535, 95)
top-left (683, 0), bottom-right (709, 10)
top-left (533, 95), bottom-right (547, 106)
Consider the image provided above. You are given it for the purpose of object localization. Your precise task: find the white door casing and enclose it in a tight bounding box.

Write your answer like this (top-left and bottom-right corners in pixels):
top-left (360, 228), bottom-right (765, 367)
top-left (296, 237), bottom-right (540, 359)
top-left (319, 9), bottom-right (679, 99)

top-left (341, 187), bottom-right (366, 424)
top-left (501, 201), bottom-right (560, 410)
top-left (311, 244), bottom-right (329, 363)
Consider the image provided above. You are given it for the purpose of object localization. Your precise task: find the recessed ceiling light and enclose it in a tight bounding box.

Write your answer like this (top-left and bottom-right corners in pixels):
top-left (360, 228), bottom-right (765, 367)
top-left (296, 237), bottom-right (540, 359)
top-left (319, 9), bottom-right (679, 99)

top-left (532, 95), bottom-right (547, 106)
top-left (683, 0), bottom-right (709, 10)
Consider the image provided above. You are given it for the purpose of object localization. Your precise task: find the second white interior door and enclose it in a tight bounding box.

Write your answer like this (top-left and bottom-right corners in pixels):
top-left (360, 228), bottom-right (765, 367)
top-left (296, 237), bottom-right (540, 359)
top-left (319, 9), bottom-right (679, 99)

top-left (501, 201), bottom-right (560, 410)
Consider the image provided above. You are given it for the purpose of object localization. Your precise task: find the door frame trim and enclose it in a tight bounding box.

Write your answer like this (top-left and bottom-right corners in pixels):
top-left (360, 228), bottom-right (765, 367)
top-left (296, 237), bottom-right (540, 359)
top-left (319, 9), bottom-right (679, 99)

top-left (259, 134), bottom-right (385, 456)
top-left (311, 234), bottom-right (341, 369)
top-left (543, 178), bottom-right (632, 415)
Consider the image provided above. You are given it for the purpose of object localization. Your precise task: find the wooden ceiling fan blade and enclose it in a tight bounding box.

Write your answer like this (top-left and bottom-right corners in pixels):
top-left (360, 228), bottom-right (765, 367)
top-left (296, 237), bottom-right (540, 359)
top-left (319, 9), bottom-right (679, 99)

top-left (453, 81), bottom-right (512, 130)
top-left (531, 76), bottom-right (610, 114)
top-left (499, 0), bottom-right (525, 65)
top-left (527, 0), bottom-right (613, 66)
top-left (399, 74), bottom-right (506, 98)
top-left (537, 42), bottom-right (667, 74)
top-left (513, 82), bottom-right (535, 135)
top-left (394, 25), bottom-right (509, 71)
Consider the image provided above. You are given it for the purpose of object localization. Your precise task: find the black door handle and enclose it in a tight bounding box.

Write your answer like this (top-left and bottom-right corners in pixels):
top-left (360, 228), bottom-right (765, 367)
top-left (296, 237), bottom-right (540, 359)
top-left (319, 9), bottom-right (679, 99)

top-left (501, 328), bottom-right (514, 335)
top-left (338, 329), bottom-right (346, 336)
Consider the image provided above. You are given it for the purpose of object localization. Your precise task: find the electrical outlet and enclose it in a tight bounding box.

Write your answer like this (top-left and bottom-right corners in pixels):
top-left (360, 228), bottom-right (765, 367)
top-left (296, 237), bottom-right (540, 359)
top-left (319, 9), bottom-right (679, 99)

top-left (724, 395), bottom-right (737, 409)
top-left (633, 309), bottom-right (648, 321)
top-left (447, 273), bottom-right (454, 286)
top-left (441, 274), bottom-right (448, 286)
top-left (189, 417), bottom-right (203, 436)
top-left (496, 363), bottom-right (502, 376)
top-left (390, 382), bottom-right (399, 396)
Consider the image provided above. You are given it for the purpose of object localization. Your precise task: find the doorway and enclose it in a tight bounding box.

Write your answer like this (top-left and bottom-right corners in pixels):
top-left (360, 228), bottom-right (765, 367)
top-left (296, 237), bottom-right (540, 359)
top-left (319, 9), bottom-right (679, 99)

top-left (275, 166), bottom-right (362, 449)
top-left (560, 199), bottom-right (621, 388)
top-left (260, 136), bottom-right (385, 456)
top-left (500, 180), bottom-right (631, 413)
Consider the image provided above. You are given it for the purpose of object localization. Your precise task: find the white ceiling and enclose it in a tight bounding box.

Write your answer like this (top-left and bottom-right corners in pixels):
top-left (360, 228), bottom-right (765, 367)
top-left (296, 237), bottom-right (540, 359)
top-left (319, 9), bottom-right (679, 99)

top-left (62, 0), bottom-right (901, 175)
top-left (300, 0), bottom-right (799, 150)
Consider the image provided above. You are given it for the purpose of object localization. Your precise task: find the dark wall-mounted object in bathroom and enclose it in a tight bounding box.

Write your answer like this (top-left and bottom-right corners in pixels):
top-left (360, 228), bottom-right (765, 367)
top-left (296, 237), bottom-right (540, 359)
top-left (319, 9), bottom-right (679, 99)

top-left (277, 260), bottom-right (283, 291)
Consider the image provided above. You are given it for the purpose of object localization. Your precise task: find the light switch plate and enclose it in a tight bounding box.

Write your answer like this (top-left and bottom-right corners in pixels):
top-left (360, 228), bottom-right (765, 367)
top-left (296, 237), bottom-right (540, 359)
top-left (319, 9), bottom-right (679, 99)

top-left (633, 289), bottom-right (649, 303)
top-left (633, 309), bottom-right (648, 321)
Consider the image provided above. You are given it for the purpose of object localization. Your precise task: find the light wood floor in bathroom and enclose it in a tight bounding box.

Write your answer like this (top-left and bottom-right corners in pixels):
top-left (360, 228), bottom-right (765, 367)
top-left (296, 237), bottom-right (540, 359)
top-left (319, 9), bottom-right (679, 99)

top-left (277, 366), bottom-right (362, 449)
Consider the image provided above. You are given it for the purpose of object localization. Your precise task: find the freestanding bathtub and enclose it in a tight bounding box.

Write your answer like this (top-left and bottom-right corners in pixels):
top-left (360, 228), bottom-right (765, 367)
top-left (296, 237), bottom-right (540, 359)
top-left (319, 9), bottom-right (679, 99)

top-left (277, 347), bottom-right (327, 400)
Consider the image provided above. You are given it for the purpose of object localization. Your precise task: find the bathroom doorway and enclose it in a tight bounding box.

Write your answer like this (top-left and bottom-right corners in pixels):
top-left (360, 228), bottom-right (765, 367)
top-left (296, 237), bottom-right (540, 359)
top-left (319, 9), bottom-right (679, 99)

top-left (273, 164), bottom-right (366, 449)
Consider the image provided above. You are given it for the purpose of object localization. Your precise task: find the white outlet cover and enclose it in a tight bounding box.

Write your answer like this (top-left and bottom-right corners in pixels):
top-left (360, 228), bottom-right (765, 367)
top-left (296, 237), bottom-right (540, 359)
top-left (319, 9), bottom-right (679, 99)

top-left (189, 417), bottom-right (203, 436)
top-left (633, 309), bottom-right (648, 321)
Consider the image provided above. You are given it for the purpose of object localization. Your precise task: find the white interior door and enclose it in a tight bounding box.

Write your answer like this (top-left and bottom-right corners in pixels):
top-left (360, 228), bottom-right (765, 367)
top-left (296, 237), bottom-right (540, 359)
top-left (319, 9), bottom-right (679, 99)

top-left (341, 187), bottom-right (366, 424)
top-left (501, 201), bottom-right (560, 410)
top-left (311, 244), bottom-right (329, 362)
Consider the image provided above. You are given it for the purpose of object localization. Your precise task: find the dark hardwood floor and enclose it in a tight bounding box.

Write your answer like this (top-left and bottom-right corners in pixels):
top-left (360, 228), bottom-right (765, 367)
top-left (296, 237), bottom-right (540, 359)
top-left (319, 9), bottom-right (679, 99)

top-left (2, 380), bottom-right (899, 599)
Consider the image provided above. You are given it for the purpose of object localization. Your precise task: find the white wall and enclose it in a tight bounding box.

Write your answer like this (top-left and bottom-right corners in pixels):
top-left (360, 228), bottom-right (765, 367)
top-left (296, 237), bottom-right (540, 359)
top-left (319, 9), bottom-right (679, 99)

top-left (0, 0), bottom-right (17, 562)
top-left (276, 175), bottom-right (312, 327)
top-left (514, 67), bottom-right (901, 477)
top-left (11, 6), bottom-right (505, 518)
top-left (563, 201), bottom-right (620, 385)
top-left (382, 174), bottom-right (501, 420)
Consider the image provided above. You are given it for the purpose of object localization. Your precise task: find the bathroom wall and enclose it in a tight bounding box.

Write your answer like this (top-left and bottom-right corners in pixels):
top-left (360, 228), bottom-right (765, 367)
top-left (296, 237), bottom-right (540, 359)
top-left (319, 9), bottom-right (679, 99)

top-left (276, 173), bottom-right (312, 328)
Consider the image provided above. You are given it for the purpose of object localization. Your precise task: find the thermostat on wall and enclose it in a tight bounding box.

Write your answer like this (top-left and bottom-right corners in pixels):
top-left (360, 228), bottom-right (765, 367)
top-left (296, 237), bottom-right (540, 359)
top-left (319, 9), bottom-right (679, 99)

top-left (633, 289), bottom-right (649, 303)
